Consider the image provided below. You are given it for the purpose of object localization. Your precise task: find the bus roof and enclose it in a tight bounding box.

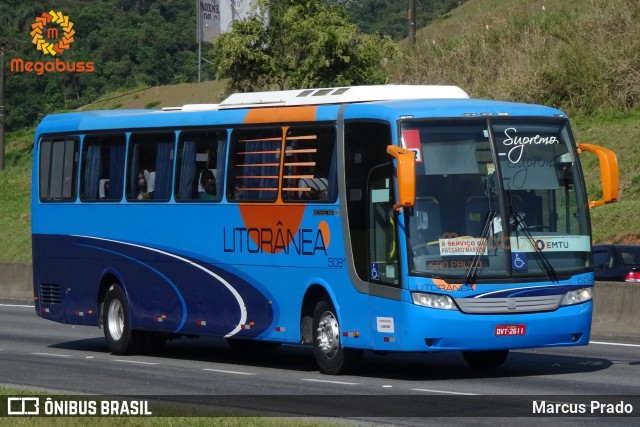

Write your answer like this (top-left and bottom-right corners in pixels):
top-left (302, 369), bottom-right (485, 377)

top-left (35, 86), bottom-right (566, 136)
top-left (344, 97), bottom-right (566, 122)
top-left (216, 85), bottom-right (470, 109)
top-left (161, 85), bottom-right (470, 111)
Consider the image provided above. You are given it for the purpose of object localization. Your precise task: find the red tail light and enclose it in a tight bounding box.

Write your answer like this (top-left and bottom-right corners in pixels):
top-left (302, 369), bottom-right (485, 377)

top-left (624, 270), bottom-right (640, 283)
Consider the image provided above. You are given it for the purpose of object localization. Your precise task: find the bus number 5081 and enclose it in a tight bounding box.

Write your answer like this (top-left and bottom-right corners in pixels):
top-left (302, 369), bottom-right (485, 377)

top-left (328, 258), bottom-right (346, 268)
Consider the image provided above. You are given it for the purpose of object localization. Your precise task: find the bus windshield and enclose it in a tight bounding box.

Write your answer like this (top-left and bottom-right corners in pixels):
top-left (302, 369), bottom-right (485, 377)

top-left (403, 118), bottom-right (591, 281)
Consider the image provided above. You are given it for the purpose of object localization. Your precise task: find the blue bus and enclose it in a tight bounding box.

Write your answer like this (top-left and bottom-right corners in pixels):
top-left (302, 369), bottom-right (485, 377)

top-left (32, 85), bottom-right (618, 374)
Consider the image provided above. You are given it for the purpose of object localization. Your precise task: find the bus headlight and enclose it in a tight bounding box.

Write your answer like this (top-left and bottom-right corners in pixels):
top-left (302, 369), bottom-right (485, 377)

top-left (411, 292), bottom-right (458, 310)
top-left (560, 287), bottom-right (593, 306)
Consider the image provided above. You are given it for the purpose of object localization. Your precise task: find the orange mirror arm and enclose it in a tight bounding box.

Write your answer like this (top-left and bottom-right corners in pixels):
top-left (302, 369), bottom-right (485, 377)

top-left (387, 145), bottom-right (416, 211)
top-left (577, 143), bottom-right (619, 208)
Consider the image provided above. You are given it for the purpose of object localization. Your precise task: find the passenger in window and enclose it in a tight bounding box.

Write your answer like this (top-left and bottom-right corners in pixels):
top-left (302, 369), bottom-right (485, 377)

top-left (198, 169), bottom-right (216, 200)
top-left (299, 177), bottom-right (328, 201)
top-left (143, 169), bottom-right (156, 199)
top-left (315, 187), bottom-right (329, 201)
top-left (99, 179), bottom-right (110, 199)
top-left (137, 172), bottom-right (148, 200)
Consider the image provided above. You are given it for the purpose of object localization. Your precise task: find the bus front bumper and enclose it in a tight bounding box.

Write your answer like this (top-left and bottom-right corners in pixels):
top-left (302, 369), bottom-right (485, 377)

top-left (371, 300), bottom-right (592, 352)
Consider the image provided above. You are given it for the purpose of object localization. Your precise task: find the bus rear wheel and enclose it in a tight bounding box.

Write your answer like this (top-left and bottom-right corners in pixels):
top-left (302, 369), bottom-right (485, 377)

top-left (102, 284), bottom-right (143, 355)
top-left (312, 298), bottom-right (362, 375)
top-left (462, 350), bottom-right (509, 368)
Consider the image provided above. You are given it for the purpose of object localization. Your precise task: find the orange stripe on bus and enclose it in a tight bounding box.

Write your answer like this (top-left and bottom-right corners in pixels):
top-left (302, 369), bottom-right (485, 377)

top-left (244, 106), bottom-right (317, 124)
top-left (239, 204), bottom-right (306, 253)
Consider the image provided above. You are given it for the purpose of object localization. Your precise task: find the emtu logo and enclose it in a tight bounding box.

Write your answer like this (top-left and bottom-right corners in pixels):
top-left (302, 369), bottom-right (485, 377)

top-left (11, 10), bottom-right (93, 75)
top-left (30, 10), bottom-right (75, 56)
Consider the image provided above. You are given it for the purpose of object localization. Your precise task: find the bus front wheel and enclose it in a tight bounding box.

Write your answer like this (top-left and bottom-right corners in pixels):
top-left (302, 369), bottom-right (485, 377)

top-left (462, 350), bottom-right (509, 368)
top-left (312, 298), bottom-right (362, 375)
top-left (102, 284), bottom-right (143, 355)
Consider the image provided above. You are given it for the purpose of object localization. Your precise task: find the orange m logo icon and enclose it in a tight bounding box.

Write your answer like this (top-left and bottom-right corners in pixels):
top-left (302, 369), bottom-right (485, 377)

top-left (47, 27), bottom-right (59, 39)
top-left (31, 11), bottom-right (75, 56)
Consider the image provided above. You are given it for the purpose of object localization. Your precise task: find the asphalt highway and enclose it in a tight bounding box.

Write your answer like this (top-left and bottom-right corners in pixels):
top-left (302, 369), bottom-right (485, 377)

top-left (1, 301), bottom-right (639, 425)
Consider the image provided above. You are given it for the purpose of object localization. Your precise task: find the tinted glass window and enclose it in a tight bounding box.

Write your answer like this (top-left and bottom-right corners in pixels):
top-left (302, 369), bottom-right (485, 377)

top-left (592, 249), bottom-right (612, 269)
top-left (39, 137), bottom-right (79, 201)
top-left (344, 121), bottom-right (393, 281)
top-left (228, 128), bottom-right (282, 202)
top-left (175, 130), bottom-right (227, 202)
top-left (619, 247), bottom-right (640, 265)
top-left (282, 126), bottom-right (337, 203)
top-left (80, 134), bottom-right (126, 202)
top-left (126, 132), bottom-right (175, 201)
top-left (402, 118), bottom-right (591, 280)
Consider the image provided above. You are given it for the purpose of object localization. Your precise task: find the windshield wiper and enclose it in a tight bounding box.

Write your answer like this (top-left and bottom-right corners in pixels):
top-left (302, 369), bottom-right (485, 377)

top-left (510, 210), bottom-right (559, 283)
top-left (465, 210), bottom-right (495, 285)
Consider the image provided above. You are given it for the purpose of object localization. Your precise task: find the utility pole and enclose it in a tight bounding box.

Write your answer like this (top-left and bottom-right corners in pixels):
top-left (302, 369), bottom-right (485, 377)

top-left (197, 0), bottom-right (202, 83)
top-left (408, 0), bottom-right (416, 47)
top-left (0, 47), bottom-right (6, 171)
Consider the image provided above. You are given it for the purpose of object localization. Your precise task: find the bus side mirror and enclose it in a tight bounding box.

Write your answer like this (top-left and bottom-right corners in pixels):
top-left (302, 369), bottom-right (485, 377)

top-left (577, 143), bottom-right (619, 208)
top-left (387, 145), bottom-right (416, 211)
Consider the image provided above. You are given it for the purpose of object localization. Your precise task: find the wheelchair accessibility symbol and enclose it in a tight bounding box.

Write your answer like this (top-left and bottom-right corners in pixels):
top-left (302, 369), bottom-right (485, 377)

top-left (512, 253), bottom-right (527, 270)
top-left (371, 263), bottom-right (380, 280)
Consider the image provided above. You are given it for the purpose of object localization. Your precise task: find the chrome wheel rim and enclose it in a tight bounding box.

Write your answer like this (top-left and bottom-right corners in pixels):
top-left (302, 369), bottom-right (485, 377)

top-left (107, 299), bottom-right (124, 341)
top-left (317, 311), bottom-right (339, 359)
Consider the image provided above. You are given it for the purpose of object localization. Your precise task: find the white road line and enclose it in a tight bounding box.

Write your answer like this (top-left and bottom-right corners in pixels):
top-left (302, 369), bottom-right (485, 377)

top-left (300, 378), bottom-right (360, 386)
top-left (113, 359), bottom-right (159, 365)
top-left (203, 368), bottom-right (256, 376)
top-left (31, 352), bottom-right (71, 358)
top-left (0, 304), bottom-right (34, 308)
top-left (590, 341), bottom-right (640, 348)
top-left (411, 388), bottom-right (478, 396)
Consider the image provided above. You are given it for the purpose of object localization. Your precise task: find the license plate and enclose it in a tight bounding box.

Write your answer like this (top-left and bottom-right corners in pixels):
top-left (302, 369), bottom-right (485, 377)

top-left (495, 324), bottom-right (526, 336)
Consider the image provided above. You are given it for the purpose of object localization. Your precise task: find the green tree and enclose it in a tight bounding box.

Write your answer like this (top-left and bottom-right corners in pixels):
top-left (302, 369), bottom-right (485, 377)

top-left (211, 0), bottom-right (396, 93)
top-left (1, 0), bottom-right (203, 131)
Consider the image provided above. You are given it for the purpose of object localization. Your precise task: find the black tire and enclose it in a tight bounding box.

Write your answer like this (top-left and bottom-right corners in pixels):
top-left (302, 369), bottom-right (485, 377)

top-left (102, 284), bottom-right (144, 355)
top-left (312, 298), bottom-right (362, 375)
top-left (462, 350), bottom-right (509, 368)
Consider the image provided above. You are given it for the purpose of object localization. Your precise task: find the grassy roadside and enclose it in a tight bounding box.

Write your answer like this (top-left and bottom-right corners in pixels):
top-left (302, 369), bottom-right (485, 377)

top-left (573, 110), bottom-right (640, 244)
top-left (0, 130), bottom-right (33, 262)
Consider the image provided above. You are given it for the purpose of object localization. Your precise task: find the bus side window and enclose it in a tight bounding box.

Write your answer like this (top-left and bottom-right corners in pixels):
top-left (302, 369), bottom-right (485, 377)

top-left (80, 134), bottom-right (126, 202)
top-left (126, 132), bottom-right (175, 201)
top-left (344, 121), bottom-right (393, 282)
top-left (175, 130), bottom-right (227, 202)
top-left (282, 126), bottom-right (337, 203)
top-left (228, 128), bottom-right (282, 202)
top-left (39, 137), bottom-right (79, 202)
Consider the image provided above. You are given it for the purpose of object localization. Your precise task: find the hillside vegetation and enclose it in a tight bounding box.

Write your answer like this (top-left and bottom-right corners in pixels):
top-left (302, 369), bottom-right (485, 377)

top-left (389, 0), bottom-right (640, 245)
top-left (0, 0), bottom-right (463, 131)
top-left (392, 0), bottom-right (640, 116)
top-left (1, 0), bottom-right (639, 261)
